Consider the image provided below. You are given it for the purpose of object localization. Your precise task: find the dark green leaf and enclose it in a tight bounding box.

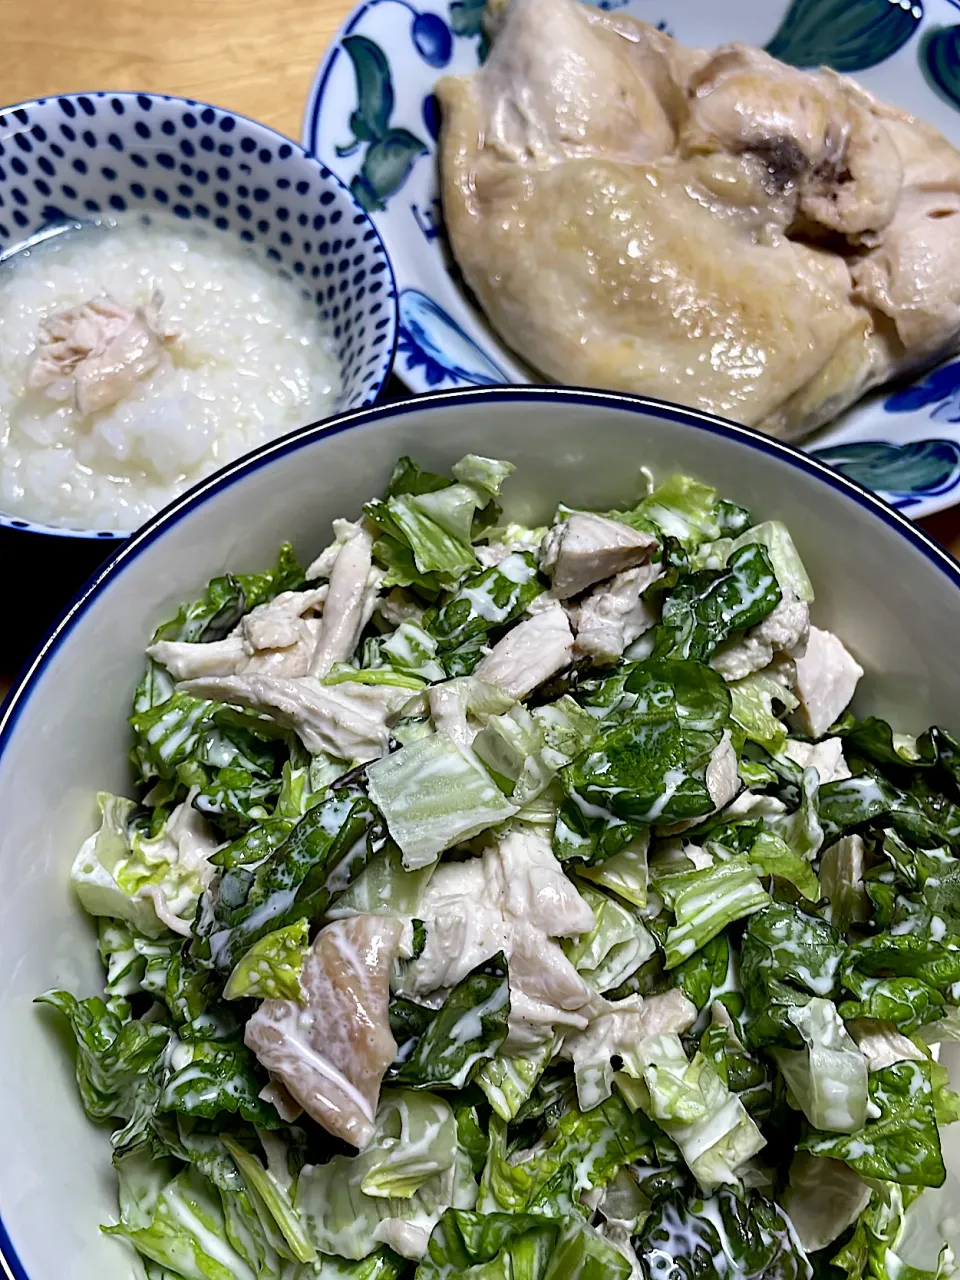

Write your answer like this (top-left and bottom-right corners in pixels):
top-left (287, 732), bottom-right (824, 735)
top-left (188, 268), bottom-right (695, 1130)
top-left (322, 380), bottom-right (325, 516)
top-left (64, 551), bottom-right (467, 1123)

top-left (654, 543), bottom-right (782, 662)
top-left (740, 904), bottom-right (845, 1047)
top-left (425, 552), bottom-right (543, 670)
top-left (158, 1041), bottom-right (283, 1129)
top-left (391, 953), bottom-right (510, 1089)
top-left (195, 787), bottom-right (379, 971)
top-left (556, 659), bottom-right (731, 861)
top-left (384, 456), bottom-right (450, 499)
top-left (636, 1189), bottom-right (811, 1280)
top-left (800, 1060), bottom-right (946, 1188)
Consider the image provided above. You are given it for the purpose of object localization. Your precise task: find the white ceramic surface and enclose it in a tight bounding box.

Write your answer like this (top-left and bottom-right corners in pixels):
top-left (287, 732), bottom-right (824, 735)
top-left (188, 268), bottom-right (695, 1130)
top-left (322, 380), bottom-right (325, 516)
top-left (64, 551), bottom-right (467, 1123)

top-left (1, 386), bottom-right (959, 1279)
top-left (303, 0), bottom-right (960, 517)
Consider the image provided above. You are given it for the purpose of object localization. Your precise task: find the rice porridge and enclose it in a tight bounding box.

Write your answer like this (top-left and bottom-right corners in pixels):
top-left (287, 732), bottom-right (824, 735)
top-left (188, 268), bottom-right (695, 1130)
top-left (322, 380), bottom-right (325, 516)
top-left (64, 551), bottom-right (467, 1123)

top-left (0, 216), bottom-right (341, 531)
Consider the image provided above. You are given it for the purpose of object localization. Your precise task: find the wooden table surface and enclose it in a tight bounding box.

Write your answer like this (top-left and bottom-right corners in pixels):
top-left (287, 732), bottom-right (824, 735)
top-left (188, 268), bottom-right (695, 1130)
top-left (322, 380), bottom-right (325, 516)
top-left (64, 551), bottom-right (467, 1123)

top-left (2, 0), bottom-right (960, 702)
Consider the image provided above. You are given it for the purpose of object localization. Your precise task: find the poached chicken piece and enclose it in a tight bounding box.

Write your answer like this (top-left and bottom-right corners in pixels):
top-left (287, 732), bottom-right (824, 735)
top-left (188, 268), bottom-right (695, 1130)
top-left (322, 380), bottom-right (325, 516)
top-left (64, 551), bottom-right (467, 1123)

top-left (245, 915), bottom-right (404, 1150)
top-left (437, 0), bottom-right (960, 438)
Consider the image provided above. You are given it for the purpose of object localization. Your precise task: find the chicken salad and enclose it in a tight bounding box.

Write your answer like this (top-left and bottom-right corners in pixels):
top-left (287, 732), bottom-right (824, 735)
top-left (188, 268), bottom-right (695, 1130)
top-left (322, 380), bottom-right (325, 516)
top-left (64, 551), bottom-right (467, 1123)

top-left (40, 453), bottom-right (960, 1280)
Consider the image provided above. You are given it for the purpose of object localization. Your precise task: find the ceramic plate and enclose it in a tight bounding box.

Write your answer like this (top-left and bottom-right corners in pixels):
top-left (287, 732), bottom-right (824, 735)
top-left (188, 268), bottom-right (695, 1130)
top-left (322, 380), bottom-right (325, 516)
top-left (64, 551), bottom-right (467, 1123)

top-left (305, 0), bottom-right (960, 516)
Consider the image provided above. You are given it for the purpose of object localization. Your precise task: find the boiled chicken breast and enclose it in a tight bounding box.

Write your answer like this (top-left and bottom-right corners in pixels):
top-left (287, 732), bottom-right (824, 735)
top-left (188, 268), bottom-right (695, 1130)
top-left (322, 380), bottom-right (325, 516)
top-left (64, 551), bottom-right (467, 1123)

top-left (437, 0), bottom-right (960, 438)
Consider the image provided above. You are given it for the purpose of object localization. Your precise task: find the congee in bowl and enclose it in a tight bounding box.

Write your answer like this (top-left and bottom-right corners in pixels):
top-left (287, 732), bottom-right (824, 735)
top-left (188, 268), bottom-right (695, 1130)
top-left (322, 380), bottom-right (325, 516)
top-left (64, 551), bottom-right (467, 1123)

top-left (0, 92), bottom-right (397, 536)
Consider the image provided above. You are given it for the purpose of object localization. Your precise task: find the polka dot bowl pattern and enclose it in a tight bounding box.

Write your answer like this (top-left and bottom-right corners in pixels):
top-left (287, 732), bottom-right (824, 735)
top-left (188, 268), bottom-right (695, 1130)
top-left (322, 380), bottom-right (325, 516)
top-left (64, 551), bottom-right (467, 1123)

top-left (0, 91), bottom-right (399, 542)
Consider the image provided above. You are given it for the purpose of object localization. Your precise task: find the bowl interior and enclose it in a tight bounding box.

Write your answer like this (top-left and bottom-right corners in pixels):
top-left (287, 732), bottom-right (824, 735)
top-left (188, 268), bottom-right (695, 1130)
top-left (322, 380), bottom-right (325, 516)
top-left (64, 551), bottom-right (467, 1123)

top-left (1, 389), bottom-right (959, 1278)
top-left (0, 92), bottom-right (397, 538)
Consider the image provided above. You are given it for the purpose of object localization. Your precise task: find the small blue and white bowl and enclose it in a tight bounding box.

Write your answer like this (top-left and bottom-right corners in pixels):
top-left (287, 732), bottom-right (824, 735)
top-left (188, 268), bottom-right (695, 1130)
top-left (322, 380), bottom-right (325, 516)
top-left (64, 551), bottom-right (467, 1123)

top-left (0, 91), bottom-right (398, 663)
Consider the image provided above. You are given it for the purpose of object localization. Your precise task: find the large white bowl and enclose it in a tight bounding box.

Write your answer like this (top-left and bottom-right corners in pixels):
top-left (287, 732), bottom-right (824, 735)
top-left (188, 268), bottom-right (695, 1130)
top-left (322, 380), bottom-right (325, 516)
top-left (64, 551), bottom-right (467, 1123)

top-left (1, 386), bottom-right (959, 1279)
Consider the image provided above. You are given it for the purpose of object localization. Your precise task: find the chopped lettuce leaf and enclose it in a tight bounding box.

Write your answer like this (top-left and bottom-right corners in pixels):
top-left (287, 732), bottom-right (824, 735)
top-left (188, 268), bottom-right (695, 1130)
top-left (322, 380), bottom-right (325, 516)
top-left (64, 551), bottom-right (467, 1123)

top-left (327, 845), bottom-right (435, 919)
top-left (771, 998), bottom-right (869, 1133)
top-left (150, 543), bottom-right (305, 646)
top-left (556, 659), bottom-right (732, 861)
top-left (479, 1095), bottom-right (653, 1213)
top-left (576, 833), bottom-right (649, 908)
top-left (104, 1166), bottom-right (259, 1280)
top-left (297, 1089), bottom-right (475, 1260)
top-left (425, 553), bottom-right (543, 677)
top-left (635, 1188), bottom-right (812, 1280)
top-left (222, 1136), bottom-right (317, 1263)
top-left (478, 1039), bottom-right (558, 1122)
top-left (391, 954), bottom-right (510, 1090)
top-left (223, 918), bottom-right (309, 1002)
top-left (35, 990), bottom-right (169, 1145)
top-left (451, 454), bottom-right (516, 498)
top-left (654, 857), bottom-right (770, 970)
top-left (694, 521), bottom-right (814, 604)
top-left (367, 732), bottom-right (518, 870)
top-left (618, 1033), bottom-right (765, 1192)
top-left (194, 786), bottom-right (379, 972)
top-left (801, 1060), bottom-right (947, 1188)
top-left (730, 672), bottom-right (798, 752)
top-left (562, 882), bottom-right (656, 992)
top-left (612, 474), bottom-right (724, 548)
top-left (740, 905), bottom-right (845, 1048)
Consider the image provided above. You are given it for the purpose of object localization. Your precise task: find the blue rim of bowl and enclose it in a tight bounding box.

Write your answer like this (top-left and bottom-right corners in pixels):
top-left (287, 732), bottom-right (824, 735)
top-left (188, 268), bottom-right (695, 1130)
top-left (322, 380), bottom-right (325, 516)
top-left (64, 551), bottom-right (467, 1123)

top-left (3, 383), bottom-right (960, 1280)
top-left (0, 88), bottom-right (400, 545)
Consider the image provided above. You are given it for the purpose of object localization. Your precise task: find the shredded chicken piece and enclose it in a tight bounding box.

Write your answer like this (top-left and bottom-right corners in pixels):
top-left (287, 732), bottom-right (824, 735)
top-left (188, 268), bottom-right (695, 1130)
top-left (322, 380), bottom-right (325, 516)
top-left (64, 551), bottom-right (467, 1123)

top-left (790, 627), bottom-right (863, 739)
top-left (27, 292), bottom-right (177, 416)
top-left (573, 563), bottom-right (662, 663)
top-left (710, 592), bottom-right (809, 682)
top-left (178, 673), bottom-right (410, 761)
top-left (148, 587), bottom-right (328, 681)
top-left (428, 684), bottom-right (474, 748)
top-left (783, 736), bottom-right (851, 784)
top-left (474, 601), bottom-right (574, 699)
top-left (310, 523), bottom-right (381, 677)
top-left (505, 926), bottom-right (606, 1051)
top-left (705, 731), bottom-right (740, 810)
top-left (847, 1019), bottom-right (926, 1071)
top-left (540, 513), bottom-right (659, 599)
top-left (245, 916), bottom-right (403, 1149)
top-left (493, 827), bottom-right (596, 938)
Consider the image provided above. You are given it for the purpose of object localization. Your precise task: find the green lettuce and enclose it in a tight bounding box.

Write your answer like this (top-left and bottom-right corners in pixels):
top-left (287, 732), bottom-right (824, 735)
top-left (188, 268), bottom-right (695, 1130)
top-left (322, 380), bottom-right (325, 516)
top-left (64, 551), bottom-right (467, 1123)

top-left (771, 998), bottom-right (868, 1133)
top-left (653, 543), bottom-right (782, 662)
top-left (635, 1188), bottom-right (812, 1280)
top-left (391, 955), bottom-right (510, 1090)
top-left (479, 1095), bottom-right (653, 1214)
top-left (223, 919), bottom-right (309, 1001)
top-left (425, 553), bottom-right (543, 677)
top-left (654, 857), bottom-right (770, 970)
top-left (609, 474), bottom-right (728, 548)
top-left (195, 786), bottom-right (379, 972)
top-left (555, 659), bottom-right (732, 861)
top-left (730, 673), bottom-right (798, 752)
top-left (562, 882), bottom-right (656, 992)
top-left (150, 543), bottom-right (305, 646)
top-left (477, 1039), bottom-right (558, 1122)
top-left (617, 1032), bottom-right (765, 1192)
top-left (71, 793), bottom-right (217, 939)
top-left (366, 732), bottom-right (517, 870)
top-left (297, 1090), bottom-right (476, 1260)
top-left (740, 905), bottom-right (845, 1047)
top-left (801, 1060), bottom-right (948, 1188)
top-left (694, 520), bottom-right (814, 604)
top-left (35, 990), bottom-right (169, 1147)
